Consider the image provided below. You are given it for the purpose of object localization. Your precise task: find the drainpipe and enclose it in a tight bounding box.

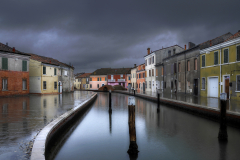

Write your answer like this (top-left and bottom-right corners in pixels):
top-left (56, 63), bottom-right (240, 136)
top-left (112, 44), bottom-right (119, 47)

top-left (220, 47), bottom-right (222, 94)
top-left (185, 52), bottom-right (186, 94)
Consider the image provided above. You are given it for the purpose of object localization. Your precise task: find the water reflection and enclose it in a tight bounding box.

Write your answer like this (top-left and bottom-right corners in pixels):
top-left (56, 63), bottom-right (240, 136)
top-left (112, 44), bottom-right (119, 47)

top-left (0, 91), bottom-right (93, 160)
top-left (53, 92), bottom-right (240, 160)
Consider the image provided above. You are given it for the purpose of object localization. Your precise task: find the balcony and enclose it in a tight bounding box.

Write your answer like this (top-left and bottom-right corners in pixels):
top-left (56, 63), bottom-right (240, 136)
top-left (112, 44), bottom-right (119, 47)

top-left (118, 79), bottom-right (125, 82)
top-left (108, 79), bottom-right (116, 82)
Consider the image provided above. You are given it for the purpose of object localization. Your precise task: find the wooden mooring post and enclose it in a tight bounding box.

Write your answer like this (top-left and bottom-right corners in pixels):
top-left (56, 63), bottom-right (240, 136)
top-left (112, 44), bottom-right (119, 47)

top-left (109, 90), bottom-right (112, 113)
top-left (218, 93), bottom-right (228, 141)
top-left (127, 97), bottom-right (139, 156)
top-left (157, 93), bottom-right (160, 113)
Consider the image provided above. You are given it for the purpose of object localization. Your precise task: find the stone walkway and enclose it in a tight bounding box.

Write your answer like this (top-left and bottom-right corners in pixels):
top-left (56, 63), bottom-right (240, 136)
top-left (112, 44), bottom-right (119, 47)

top-left (119, 90), bottom-right (240, 114)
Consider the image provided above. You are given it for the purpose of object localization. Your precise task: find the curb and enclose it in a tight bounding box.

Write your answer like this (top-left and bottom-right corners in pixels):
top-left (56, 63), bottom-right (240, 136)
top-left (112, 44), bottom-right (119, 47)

top-left (30, 93), bottom-right (97, 160)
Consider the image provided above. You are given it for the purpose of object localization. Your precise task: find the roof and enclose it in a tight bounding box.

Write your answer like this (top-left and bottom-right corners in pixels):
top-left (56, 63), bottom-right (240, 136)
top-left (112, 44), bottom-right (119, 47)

top-left (0, 42), bottom-right (22, 53)
top-left (29, 53), bottom-right (74, 69)
top-left (144, 45), bottom-right (184, 57)
top-left (225, 30), bottom-right (240, 42)
top-left (199, 32), bottom-right (233, 50)
top-left (90, 68), bottom-right (132, 75)
top-left (76, 73), bottom-right (91, 78)
top-left (74, 72), bottom-right (85, 77)
top-left (0, 49), bottom-right (31, 56)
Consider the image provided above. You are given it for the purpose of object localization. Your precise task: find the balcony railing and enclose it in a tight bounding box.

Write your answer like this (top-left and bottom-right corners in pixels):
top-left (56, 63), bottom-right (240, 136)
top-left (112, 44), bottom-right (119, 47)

top-left (118, 79), bottom-right (125, 82)
top-left (108, 79), bottom-right (116, 82)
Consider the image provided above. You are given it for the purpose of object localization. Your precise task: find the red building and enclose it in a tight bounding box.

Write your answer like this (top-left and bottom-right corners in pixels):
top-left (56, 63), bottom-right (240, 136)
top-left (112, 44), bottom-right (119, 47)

top-left (136, 64), bottom-right (145, 93)
top-left (0, 49), bottom-right (30, 96)
top-left (106, 68), bottom-right (132, 88)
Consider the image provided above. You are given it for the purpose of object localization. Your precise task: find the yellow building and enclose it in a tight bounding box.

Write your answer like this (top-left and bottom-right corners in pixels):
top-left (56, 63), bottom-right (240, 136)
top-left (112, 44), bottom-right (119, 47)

top-left (74, 77), bottom-right (81, 89)
top-left (29, 54), bottom-right (60, 94)
top-left (200, 31), bottom-right (240, 100)
top-left (77, 73), bottom-right (91, 90)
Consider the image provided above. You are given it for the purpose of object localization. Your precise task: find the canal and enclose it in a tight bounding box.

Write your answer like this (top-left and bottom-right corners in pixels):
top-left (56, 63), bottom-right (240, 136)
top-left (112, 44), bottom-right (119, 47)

top-left (0, 91), bottom-right (93, 160)
top-left (52, 92), bottom-right (240, 160)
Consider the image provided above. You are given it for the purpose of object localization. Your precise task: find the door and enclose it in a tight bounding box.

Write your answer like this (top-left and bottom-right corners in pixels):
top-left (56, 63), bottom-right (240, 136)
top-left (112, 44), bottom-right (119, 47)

top-left (143, 83), bottom-right (145, 92)
top-left (225, 78), bottom-right (229, 99)
top-left (208, 77), bottom-right (218, 97)
top-left (194, 79), bottom-right (198, 96)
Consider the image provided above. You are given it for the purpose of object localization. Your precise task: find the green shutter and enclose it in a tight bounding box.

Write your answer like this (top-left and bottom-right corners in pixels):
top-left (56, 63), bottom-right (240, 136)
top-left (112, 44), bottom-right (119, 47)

top-left (237, 46), bottom-right (240, 61)
top-left (54, 68), bottom-right (56, 75)
top-left (43, 66), bottom-right (46, 74)
top-left (22, 61), bottom-right (27, 71)
top-left (2, 58), bottom-right (8, 70)
top-left (214, 52), bottom-right (218, 65)
top-left (202, 55), bottom-right (205, 67)
top-left (224, 49), bottom-right (228, 63)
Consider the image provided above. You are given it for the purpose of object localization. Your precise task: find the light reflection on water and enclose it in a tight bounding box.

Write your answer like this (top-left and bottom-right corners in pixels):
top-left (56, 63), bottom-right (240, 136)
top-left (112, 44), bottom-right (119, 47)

top-left (54, 92), bottom-right (240, 160)
top-left (0, 91), bottom-right (93, 160)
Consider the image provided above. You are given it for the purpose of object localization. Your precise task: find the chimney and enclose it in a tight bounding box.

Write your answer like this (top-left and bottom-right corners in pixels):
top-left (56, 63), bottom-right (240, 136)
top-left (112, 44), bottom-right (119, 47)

top-left (184, 45), bottom-right (186, 50)
top-left (12, 47), bottom-right (15, 52)
top-left (188, 42), bottom-right (196, 49)
top-left (49, 60), bottom-right (51, 64)
top-left (147, 48), bottom-right (150, 55)
top-left (134, 64), bottom-right (136, 68)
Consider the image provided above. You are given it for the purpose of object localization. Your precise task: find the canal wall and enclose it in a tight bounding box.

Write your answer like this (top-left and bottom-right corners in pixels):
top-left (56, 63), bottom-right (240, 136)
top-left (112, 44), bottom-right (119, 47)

top-left (30, 92), bottom-right (97, 160)
top-left (113, 91), bottom-right (240, 128)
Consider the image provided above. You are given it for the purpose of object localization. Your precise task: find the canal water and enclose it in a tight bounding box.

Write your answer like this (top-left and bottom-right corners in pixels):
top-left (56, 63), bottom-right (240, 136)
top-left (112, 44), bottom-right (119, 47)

top-left (53, 92), bottom-right (240, 160)
top-left (0, 91), bottom-right (93, 160)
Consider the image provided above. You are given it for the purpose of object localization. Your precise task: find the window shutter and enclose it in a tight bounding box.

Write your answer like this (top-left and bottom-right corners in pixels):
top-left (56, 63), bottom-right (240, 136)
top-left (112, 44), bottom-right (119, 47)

top-left (202, 55), bottom-right (205, 67)
top-left (2, 58), bottom-right (8, 70)
top-left (214, 52), bottom-right (218, 65)
top-left (22, 61), bottom-right (27, 71)
top-left (237, 46), bottom-right (240, 61)
top-left (224, 49), bottom-right (228, 63)
top-left (43, 67), bottom-right (46, 74)
top-left (237, 76), bottom-right (240, 91)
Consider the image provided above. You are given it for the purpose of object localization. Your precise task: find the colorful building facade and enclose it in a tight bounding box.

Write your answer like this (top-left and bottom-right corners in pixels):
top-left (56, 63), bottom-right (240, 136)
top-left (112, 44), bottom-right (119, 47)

top-left (136, 64), bottom-right (145, 93)
top-left (0, 50), bottom-right (30, 96)
top-left (200, 31), bottom-right (240, 100)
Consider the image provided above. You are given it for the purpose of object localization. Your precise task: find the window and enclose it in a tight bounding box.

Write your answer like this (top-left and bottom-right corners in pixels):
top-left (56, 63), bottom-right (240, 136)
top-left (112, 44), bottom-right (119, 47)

top-left (102, 84), bottom-right (104, 87)
top-left (54, 68), bottom-right (57, 75)
top-left (202, 55), bottom-right (205, 67)
top-left (100, 77), bottom-right (102, 81)
top-left (202, 78), bottom-right (205, 89)
top-left (194, 59), bottom-right (197, 70)
top-left (237, 46), bottom-right (240, 61)
top-left (213, 51), bottom-right (218, 65)
top-left (90, 78), bottom-right (92, 81)
top-left (187, 60), bottom-right (190, 71)
top-left (171, 81), bottom-right (173, 89)
top-left (97, 84), bottom-right (99, 88)
top-left (136, 74), bottom-right (138, 79)
top-left (149, 81), bottom-right (151, 88)
top-left (2, 58), bottom-right (8, 70)
top-left (105, 77), bottom-right (106, 81)
top-left (152, 56), bottom-right (154, 64)
top-left (146, 81), bottom-right (147, 88)
top-left (152, 69), bottom-right (154, 76)
top-left (43, 66), bottom-right (46, 74)
top-left (90, 84), bottom-right (92, 88)
top-left (149, 70), bottom-right (151, 77)
top-left (145, 60), bottom-right (147, 66)
top-left (43, 81), bottom-right (47, 90)
top-left (143, 73), bottom-right (145, 78)
top-left (22, 60), bottom-right (27, 71)
top-left (54, 82), bottom-right (57, 90)
top-left (224, 49), bottom-right (228, 63)
top-left (2, 79), bottom-right (7, 90)
top-left (22, 79), bottom-right (27, 90)
top-left (136, 83), bottom-right (138, 88)
top-left (139, 73), bottom-right (141, 78)
top-left (128, 76), bottom-right (130, 80)
top-left (168, 50), bottom-right (171, 57)
top-left (178, 63), bottom-right (181, 72)
top-left (97, 77), bottom-right (99, 81)
top-left (78, 79), bottom-right (80, 82)
top-left (236, 75), bottom-right (240, 91)
top-left (173, 49), bottom-right (176, 54)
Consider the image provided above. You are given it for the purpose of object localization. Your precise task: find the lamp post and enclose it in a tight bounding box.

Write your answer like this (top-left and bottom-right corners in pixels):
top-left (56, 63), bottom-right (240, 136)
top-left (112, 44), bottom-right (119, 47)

top-left (218, 93), bottom-right (228, 141)
top-left (109, 90), bottom-right (112, 113)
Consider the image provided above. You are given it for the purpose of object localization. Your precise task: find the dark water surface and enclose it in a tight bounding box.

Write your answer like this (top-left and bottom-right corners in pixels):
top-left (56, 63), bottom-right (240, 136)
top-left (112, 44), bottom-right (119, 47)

top-left (54, 92), bottom-right (240, 160)
top-left (0, 91), bottom-right (93, 160)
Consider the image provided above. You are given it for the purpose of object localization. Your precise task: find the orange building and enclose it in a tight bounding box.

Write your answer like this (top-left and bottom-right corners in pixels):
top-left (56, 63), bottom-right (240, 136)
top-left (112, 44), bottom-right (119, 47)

top-left (136, 64), bottom-right (145, 93)
top-left (0, 49), bottom-right (30, 96)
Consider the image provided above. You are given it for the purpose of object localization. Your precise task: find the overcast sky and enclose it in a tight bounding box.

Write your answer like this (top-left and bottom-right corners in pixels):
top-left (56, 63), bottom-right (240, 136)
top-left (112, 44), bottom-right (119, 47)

top-left (0, 0), bottom-right (239, 73)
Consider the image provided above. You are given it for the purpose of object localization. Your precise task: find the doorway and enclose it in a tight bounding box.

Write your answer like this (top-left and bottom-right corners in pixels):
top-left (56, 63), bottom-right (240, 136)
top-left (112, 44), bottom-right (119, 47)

top-left (208, 77), bottom-right (218, 98)
top-left (224, 76), bottom-right (230, 99)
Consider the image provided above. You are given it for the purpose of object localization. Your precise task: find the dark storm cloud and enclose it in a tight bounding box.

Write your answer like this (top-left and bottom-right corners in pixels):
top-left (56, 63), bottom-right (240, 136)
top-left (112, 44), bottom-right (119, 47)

top-left (0, 0), bottom-right (239, 73)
